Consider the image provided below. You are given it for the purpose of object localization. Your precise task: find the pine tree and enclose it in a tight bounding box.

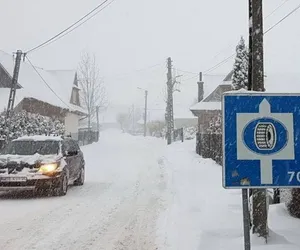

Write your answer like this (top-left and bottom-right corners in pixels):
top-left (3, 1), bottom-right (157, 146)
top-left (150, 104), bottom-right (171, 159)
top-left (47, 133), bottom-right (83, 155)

top-left (232, 37), bottom-right (249, 90)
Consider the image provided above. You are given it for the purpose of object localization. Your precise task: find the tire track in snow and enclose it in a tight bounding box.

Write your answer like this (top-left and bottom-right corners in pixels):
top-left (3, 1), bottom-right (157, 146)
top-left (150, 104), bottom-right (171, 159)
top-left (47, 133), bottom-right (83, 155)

top-left (0, 132), bottom-right (168, 250)
top-left (0, 182), bottom-right (114, 250)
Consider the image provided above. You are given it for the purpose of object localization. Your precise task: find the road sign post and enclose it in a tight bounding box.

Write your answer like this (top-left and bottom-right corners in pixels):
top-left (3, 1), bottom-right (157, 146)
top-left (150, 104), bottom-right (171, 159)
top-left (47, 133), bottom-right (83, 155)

top-left (242, 189), bottom-right (251, 250)
top-left (222, 92), bottom-right (300, 249)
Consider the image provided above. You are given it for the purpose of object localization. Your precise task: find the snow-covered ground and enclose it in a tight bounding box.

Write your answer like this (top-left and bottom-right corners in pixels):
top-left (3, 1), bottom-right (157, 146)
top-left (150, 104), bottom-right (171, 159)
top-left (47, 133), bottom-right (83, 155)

top-left (1, 130), bottom-right (300, 249)
top-left (157, 139), bottom-right (300, 250)
top-left (0, 129), bottom-right (167, 250)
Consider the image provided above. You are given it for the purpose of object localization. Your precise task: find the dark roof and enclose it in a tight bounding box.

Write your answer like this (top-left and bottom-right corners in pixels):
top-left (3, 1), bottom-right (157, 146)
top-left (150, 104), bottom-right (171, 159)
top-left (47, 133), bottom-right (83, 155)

top-left (0, 64), bottom-right (21, 88)
top-left (203, 84), bottom-right (232, 102)
top-left (223, 70), bottom-right (233, 82)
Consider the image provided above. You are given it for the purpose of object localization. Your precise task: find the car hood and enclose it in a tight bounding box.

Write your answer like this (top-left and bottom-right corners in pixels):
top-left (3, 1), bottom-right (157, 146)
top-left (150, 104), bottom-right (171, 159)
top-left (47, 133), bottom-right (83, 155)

top-left (0, 154), bottom-right (61, 166)
top-left (0, 154), bottom-right (63, 177)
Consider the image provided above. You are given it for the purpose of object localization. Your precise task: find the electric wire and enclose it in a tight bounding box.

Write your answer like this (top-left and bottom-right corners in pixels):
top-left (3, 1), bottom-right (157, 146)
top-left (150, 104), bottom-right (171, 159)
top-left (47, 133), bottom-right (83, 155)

top-left (26, 0), bottom-right (114, 54)
top-left (202, 1), bottom-right (298, 74)
top-left (26, 55), bottom-right (72, 110)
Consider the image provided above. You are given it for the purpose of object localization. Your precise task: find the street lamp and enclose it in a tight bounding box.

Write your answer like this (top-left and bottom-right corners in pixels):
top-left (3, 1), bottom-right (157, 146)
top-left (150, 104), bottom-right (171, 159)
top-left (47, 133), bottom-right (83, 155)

top-left (137, 87), bottom-right (148, 137)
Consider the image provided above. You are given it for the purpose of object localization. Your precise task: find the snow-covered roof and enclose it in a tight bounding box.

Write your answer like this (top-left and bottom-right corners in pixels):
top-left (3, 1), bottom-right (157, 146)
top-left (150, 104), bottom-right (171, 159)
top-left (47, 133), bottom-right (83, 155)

top-left (190, 72), bottom-right (300, 115)
top-left (174, 107), bottom-right (198, 119)
top-left (13, 135), bottom-right (63, 142)
top-left (0, 51), bottom-right (86, 115)
top-left (190, 101), bottom-right (221, 111)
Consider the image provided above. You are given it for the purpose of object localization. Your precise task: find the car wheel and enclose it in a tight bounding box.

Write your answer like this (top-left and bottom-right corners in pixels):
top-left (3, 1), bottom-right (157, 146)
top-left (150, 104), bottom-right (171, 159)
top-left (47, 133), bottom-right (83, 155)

top-left (74, 167), bottom-right (85, 186)
top-left (54, 172), bottom-right (68, 196)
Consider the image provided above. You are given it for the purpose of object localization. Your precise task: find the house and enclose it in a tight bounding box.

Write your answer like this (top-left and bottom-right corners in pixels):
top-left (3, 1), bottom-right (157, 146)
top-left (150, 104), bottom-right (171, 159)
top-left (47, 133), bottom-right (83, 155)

top-left (174, 107), bottom-right (198, 128)
top-left (0, 51), bottom-right (86, 139)
top-left (190, 72), bottom-right (232, 133)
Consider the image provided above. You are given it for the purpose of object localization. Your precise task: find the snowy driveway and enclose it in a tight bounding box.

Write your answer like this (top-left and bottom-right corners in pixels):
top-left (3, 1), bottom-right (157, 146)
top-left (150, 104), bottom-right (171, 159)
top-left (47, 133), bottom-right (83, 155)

top-left (0, 130), bottom-right (167, 250)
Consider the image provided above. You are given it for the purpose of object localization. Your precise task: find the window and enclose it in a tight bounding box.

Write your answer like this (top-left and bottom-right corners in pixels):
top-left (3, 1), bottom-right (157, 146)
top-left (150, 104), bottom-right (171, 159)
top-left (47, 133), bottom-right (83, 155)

top-left (70, 88), bottom-right (80, 106)
top-left (62, 139), bottom-right (79, 153)
top-left (5, 140), bottom-right (60, 155)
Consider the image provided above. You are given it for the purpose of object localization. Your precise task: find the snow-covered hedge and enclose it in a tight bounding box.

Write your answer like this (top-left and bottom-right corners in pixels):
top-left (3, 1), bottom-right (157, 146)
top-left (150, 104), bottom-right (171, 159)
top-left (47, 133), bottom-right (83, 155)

top-left (207, 113), bottom-right (222, 134)
top-left (184, 126), bottom-right (197, 140)
top-left (0, 111), bottom-right (65, 141)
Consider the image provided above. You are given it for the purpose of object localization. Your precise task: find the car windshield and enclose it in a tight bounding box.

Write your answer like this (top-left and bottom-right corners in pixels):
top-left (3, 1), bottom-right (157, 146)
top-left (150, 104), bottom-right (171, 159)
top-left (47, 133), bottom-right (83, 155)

top-left (4, 140), bottom-right (60, 155)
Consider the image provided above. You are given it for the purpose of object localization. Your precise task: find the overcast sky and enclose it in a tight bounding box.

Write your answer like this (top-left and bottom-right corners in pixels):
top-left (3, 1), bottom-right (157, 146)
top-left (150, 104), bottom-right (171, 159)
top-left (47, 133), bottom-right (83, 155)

top-left (1, 0), bottom-right (299, 119)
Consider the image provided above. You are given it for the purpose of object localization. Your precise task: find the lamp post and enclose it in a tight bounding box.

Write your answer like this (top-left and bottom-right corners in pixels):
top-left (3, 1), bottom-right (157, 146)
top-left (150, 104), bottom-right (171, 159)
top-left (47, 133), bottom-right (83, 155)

top-left (137, 87), bottom-right (148, 137)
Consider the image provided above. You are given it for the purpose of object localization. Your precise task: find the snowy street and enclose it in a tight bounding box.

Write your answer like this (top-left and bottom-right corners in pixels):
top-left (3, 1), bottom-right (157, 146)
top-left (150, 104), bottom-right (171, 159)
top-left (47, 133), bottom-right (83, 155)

top-left (0, 130), bottom-right (167, 250)
top-left (2, 130), bottom-right (300, 250)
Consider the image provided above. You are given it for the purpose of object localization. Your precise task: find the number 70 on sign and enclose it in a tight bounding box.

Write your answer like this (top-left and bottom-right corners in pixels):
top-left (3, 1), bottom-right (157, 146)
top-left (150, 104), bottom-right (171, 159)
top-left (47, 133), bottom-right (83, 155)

top-left (288, 171), bottom-right (300, 183)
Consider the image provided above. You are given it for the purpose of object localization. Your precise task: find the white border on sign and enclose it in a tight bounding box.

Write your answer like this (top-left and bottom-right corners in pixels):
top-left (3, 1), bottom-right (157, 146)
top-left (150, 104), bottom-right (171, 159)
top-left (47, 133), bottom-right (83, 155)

top-left (222, 91), bottom-right (300, 189)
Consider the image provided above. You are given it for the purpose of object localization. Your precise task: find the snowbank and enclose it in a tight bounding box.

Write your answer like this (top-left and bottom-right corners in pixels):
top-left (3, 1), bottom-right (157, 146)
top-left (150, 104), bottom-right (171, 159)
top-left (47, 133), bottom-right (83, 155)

top-left (157, 139), bottom-right (300, 250)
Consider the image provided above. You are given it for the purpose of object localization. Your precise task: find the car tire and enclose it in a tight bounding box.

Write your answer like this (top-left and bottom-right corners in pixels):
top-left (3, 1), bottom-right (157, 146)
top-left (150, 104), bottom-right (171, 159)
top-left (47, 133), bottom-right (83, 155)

top-left (74, 167), bottom-right (85, 186)
top-left (53, 172), bottom-right (68, 196)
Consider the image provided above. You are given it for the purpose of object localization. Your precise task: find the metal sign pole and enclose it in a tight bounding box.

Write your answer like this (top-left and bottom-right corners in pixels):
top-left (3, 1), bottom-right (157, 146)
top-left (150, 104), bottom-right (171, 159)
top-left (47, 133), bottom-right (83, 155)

top-left (242, 189), bottom-right (251, 250)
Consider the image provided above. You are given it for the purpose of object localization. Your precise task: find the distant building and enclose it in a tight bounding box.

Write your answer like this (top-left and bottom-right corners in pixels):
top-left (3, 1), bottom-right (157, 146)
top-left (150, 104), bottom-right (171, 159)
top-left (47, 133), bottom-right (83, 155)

top-left (0, 51), bottom-right (87, 139)
top-left (190, 72), bottom-right (232, 133)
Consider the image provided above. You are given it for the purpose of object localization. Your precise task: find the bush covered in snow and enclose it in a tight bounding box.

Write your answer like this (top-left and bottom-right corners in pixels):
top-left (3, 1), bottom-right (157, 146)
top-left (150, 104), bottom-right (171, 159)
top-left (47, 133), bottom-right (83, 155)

top-left (286, 189), bottom-right (300, 218)
top-left (147, 120), bottom-right (165, 137)
top-left (184, 126), bottom-right (197, 140)
top-left (207, 113), bottom-right (222, 134)
top-left (0, 111), bottom-right (65, 141)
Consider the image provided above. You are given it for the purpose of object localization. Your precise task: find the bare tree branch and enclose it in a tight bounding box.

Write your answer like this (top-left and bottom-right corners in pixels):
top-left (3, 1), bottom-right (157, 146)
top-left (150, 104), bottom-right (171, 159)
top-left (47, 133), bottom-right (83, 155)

top-left (78, 52), bottom-right (108, 129)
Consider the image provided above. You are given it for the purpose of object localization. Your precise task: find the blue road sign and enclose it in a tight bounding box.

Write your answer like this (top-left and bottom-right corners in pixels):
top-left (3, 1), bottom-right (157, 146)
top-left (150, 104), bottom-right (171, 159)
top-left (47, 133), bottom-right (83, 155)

top-left (222, 92), bottom-right (300, 188)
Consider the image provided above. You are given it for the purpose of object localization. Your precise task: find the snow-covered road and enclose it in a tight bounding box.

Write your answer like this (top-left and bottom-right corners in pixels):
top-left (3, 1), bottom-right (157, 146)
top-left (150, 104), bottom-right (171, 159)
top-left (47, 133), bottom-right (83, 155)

top-left (0, 130), bottom-right (167, 250)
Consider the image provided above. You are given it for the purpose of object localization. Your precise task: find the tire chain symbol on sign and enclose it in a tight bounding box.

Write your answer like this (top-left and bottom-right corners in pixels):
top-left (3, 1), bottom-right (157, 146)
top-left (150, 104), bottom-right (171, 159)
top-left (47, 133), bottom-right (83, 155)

top-left (236, 99), bottom-right (295, 185)
top-left (255, 123), bottom-right (276, 150)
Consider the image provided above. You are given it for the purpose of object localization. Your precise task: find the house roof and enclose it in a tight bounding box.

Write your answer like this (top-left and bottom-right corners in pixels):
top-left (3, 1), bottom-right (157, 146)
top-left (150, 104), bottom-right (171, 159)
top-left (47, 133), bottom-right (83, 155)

top-left (223, 70), bottom-right (233, 82)
top-left (190, 72), bottom-right (300, 115)
top-left (190, 83), bottom-right (232, 114)
top-left (202, 84), bottom-right (232, 103)
top-left (0, 51), bottom-right (86, 115)
top-left (190, 101), bottom-right (221, 111)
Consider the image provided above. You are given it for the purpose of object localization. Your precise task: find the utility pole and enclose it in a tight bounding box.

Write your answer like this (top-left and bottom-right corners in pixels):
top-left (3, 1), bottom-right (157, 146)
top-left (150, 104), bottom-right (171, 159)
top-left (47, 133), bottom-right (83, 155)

top-left (196, 72), bottom-right (204, 155)
top-left (96, 106), bottom-right (100, 141)
top-left (132, 104), bottom-right (135, 134)
top-left (144, 90), bottom-right (148, 137)
top-left (6, 50), bottom-right (23, 119)
top-left (248, 0), bottom-right (253, 91)
top-left (249, 0), bottom-right (268, 241)
top-left (166, 57), bottom-right (174, 145)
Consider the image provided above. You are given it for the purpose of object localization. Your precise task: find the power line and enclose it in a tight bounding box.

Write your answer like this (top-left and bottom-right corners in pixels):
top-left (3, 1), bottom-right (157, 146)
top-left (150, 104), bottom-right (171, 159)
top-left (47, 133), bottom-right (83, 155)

top-left (102, 63), bottom-right (164, 80)
top-left (30, 0), bottom-right (116, 53)
top-left (26, 55), bottom-right (72, 109)
top-left (175, 68), bottom-right (197, 75)
top-left (26, 0), bottom-right (115, 54)
top-left (176, 68), bottom-right (226, 78)
top-left (265, 3), bottom-right (300, 34)
top-left (204, 54), bottom-right (235, 73)
top-left (202, 1), bottom-right (295, 74)
top-left (201, 3), bottom-right (300, 74)
top-left (265, 0), bottom-right (290, 19)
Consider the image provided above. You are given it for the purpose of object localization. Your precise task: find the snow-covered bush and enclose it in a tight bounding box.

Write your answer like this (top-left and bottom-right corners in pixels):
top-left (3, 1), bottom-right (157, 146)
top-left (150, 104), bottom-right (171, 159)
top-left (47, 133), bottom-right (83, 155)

top-left (232, 37), bottom-right (248, 90)
top-left (286, 189), bottom-right (300, 218)
top-left (207, 113), bottom-right (222, 134)
top-left (147, 120), bottom-right (165, 137)
top-left (0, 111), bottom-right (65, 141)
top-left (184, 126), bottom-right (197, 140)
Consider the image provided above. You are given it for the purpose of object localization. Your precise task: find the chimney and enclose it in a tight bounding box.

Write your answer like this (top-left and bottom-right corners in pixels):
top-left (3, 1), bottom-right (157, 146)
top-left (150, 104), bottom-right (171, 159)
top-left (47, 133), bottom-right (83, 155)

top-left (197, 72), bottom-right (204, 102)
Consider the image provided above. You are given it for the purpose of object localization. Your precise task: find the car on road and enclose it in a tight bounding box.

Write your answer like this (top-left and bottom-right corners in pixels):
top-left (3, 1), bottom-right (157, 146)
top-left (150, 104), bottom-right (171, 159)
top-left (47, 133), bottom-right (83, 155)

top-left (0, 135), bottom-right (85, 196)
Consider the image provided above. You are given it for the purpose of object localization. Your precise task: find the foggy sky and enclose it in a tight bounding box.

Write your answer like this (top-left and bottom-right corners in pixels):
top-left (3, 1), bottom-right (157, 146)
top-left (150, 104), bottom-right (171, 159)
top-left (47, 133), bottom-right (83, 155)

top-left (1, 0), bottom-right (299, 116)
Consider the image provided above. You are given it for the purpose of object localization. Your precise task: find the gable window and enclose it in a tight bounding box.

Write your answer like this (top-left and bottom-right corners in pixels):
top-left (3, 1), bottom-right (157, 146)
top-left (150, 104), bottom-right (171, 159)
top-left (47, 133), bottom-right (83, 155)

top-left (71, 88), bottom-right (80, 106)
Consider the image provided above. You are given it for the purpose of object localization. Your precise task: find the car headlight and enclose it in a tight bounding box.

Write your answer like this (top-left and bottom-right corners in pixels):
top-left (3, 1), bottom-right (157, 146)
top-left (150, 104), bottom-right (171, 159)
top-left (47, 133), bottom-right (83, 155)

top-left (39, 163), bottom-right (59, 174)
